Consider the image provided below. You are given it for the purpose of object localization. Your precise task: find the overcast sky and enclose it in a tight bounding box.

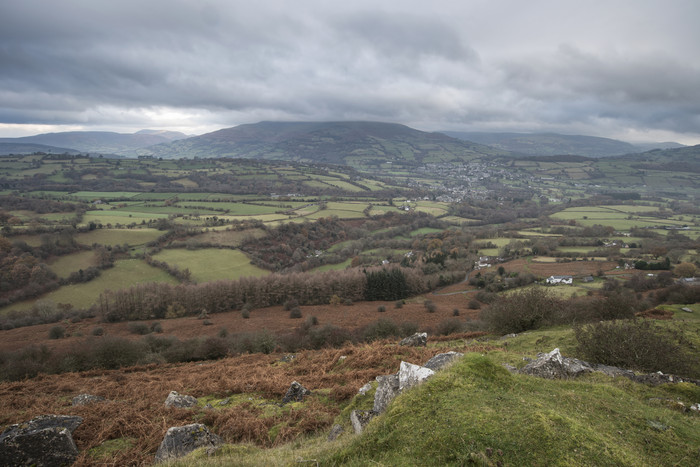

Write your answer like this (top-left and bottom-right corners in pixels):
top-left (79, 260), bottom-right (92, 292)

top-left (1, 0), bottom-right (699, 143)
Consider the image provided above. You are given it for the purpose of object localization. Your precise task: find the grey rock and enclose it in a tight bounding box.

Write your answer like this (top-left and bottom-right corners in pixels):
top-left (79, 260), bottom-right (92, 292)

top-left (629, 372), bottom-right (700, 386)
top-left (164, 391), bottom-right (198, 408)
top-left (398, 361), bottom-right (435, 391)
top-left (358, 382), bottom-right (372, 395)
top-left (690, 403), bottom-right (700, 412)
top-left (502, 363), bottom-right (518, 373)
top-left (373, 374), bottom-right (400, 414)
top-left (589, 363), bottom-right (635, 378)
top-left (681, 307), bottom-right (693, 313)
top-left (154, 423), bottom-right (222, 463)
top-left (282, 381), bottom-right (310, 404)
top-left (327, 424), bottom-right (344, 441)
top-left (519, 348), bottom-right (593, 379)
top-left (72, 394), bottom-right (106, 406)
top-left (280, 354), bottom-right (296, 363)
top-left (218, 398), bottom-right (230, 406)
top-left (424, 351), bottom-right (464, 371)
top-left (350, 410), bottom-right (375, 434)
top-left (0, 415), bottom-right (83, 467)
top-left (399, 332), bottom-right (427, 347)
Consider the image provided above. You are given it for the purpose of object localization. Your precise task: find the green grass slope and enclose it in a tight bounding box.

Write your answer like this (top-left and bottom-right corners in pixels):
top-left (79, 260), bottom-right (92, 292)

top-left (141, 121), bottom-right (512, 167)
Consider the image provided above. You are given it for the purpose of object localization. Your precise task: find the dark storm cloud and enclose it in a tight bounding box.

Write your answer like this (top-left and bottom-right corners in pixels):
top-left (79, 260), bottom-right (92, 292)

top-left (0, 0), bottom-right (699, 143)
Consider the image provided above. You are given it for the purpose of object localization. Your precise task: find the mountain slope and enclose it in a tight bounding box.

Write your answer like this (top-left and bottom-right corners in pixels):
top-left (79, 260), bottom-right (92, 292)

top-left (0, 130), bottom-right (188, 155)
top-left (444, 131), bottom-right (641, 157)
top-left (0, 142), bottom-right (81, 155)
top-left (140, 121), bottom-right (512, 167)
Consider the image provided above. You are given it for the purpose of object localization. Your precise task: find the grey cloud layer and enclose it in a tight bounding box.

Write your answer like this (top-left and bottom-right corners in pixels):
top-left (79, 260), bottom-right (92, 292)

top-left (1, 0), bottom-right (699, 142)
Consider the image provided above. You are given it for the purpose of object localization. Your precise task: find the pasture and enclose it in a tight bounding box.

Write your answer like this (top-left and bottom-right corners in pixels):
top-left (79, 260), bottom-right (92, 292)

top-left (152, 248), bottom-right (269, 282)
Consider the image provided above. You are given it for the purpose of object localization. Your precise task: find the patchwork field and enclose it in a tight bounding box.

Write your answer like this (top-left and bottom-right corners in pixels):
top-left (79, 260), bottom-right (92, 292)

top-left (152, 248), bottom-right (269, 282)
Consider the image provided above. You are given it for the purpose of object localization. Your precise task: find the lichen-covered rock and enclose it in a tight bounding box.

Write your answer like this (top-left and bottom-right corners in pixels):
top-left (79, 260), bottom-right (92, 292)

top-left (164, 391), bottom-right (198, 408)
top-left (373, 374), bottom-right (400, 414)
top-left (424, 351), bottom-right (464, 371)
top-left (282, 381), bottom-right (311, 404)
top-left (0, 415), bottom-right (83, 467)
top-left (154, 424), bottom-right (222, 463)
top-left (350, 410), bottom-right (375, 434)
top-left (358, 382), bottom-right (372, 395)
top-left (399, 332), bottom-right (427, 347)
top-left (327, 424), bottom-right (344, 441)
top-left (398, 361), bottom-right (435, 391)
top-left (519, 348), bottom-right (593, 379)
top-left (72, 394), bottom-right (106, 406)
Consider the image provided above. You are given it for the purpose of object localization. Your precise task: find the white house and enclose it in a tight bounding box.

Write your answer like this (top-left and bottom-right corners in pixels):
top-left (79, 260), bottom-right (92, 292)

top-left (546, 275), bottom-right (573, 285)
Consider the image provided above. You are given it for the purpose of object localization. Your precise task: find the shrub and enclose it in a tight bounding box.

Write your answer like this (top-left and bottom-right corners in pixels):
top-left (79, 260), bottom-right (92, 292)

top-left (48, 325), bottom-right (65, 339)
top-left (128, 322), bottom-right (150, 335)
top-left (575, 320), bottom-right (694, 377)
top-left (394, 300), bottom-right (404, 309)
top-left (362, 318), bottom-right (399, 342)
top-left (308, 324), bottom-right (353, 349)
top-left (343, 299), bottom-right (353, 306)
top-left (283, 299), bottom-right (300, 311)
top-left (479, 288), bottom-right (560, 334)
top-left (377, 305), bottom-right (386, 313)
top-left (467, 299), bottom-right (481, 310)
top-left (150, 322), bottom-right (163, 333)
top-left (436, 318), bottom-right (464, 336)
top-left (91, 326), bottom-right (104, 336)
top-left (289, 307), bottom-right (302, 319)
top-left (241, 309), bottom-right (250, 319)
top-left (329, 294), bottom-right (342, 306)
top-left (398, 321), bottom-right (419, 337)
top-left (197, 337), bottom-right (229, 360)
top-left (306, 316), bottom-right (318, 326)
top-left (92, 337), bottom-right (144, 369)
top-left (424, 300), bottom-right (437, 313)
top-left (218, 327), bottom-right (229, 338)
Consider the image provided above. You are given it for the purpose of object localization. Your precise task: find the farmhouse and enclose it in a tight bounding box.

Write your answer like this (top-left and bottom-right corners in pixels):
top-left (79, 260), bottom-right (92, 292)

top-left (546, 275), bottom-right (573, 285)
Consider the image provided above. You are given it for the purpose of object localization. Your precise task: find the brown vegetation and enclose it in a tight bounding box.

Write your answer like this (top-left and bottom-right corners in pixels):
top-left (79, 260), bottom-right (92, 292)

top-left (0, 339), bottom-right (492, 466)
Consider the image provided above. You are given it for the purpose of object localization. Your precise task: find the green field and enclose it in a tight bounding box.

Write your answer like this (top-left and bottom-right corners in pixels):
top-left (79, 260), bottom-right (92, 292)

top-left (47, 250), bottom-right (96, 278)
top-left (74, 228), bottom-right (163, 247)
top-left (2, 259), bottom-right (177, 313)
top-left (152, 248), bottom-right (269, 282)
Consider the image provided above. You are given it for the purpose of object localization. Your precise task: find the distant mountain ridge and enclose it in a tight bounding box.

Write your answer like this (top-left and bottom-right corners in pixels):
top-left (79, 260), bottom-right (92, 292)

top-left (442, 131), bottom-right (682, 157)
top-left (138, 121), bottom-right (513, 166)
top-left (0, 130), bottom-right (188, 155)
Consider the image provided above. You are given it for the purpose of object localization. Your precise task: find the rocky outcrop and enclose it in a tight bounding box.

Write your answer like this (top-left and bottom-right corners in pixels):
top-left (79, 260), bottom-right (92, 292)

top-left (350, 410), bottom-right (375, 434)
top-left (327, 424), bottom-right (344, 441)
top-left (520, 348), bottom-right (699, 386)
top-left (282, 381), bottom-right (311, 404)
top-left (164, 391), bottom-right (198, 408)
top-left (154, 423), bottom-right (222, 463)
top-left (424, 351), bottom-right (464, 371)
top-left (519, 348), bottom-right (593, 379)
top-left (373, 374), bottom-right (400, 414)
top-left (398, 361), bottom-right (435, 391)
top-left (72, 394), bottom-right (106, 406)
top-left (399, 332), bottom-right (427, 347)
top-left (0, 415), bottom-right (83, 467)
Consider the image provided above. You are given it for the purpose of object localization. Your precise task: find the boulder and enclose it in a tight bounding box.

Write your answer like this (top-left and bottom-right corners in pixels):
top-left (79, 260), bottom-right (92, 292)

top-left (399, 332), bottom-right (427, 347)
top-left (373, 374), bottom-right (400, 414)
top-left (350, 410), bottom-right (375, 434)
top-left (358, 382), bottom-right (372, 396)
top-left (164, 391), bottom-right (198, 408)
top-left (519, 348), bottom-right (593, 379)
top-left (282, 381), bottom-right (310, 404)
top-left (72, 394), bottom-right (106, 406)
top-left (154, 423), bottom-right (222, 463)
top-left (327, 424), bottom-right (344, 441)
top-left (0, 415), bottom-right (83, 467)
top-left (629, 371), bottom-right (700, 386)
top-left (424, 351), bottom-right (464, 371)
top-left (398, 361), bottom-right (435, 391)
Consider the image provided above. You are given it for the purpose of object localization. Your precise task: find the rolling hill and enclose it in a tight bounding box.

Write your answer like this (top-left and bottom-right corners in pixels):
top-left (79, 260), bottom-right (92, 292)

top-left (0, 130), bottom-right (189, 155)
top-left (443, 131), bottom-right (645, 157)
top-left (137, 121), bottom-right (513, 167)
